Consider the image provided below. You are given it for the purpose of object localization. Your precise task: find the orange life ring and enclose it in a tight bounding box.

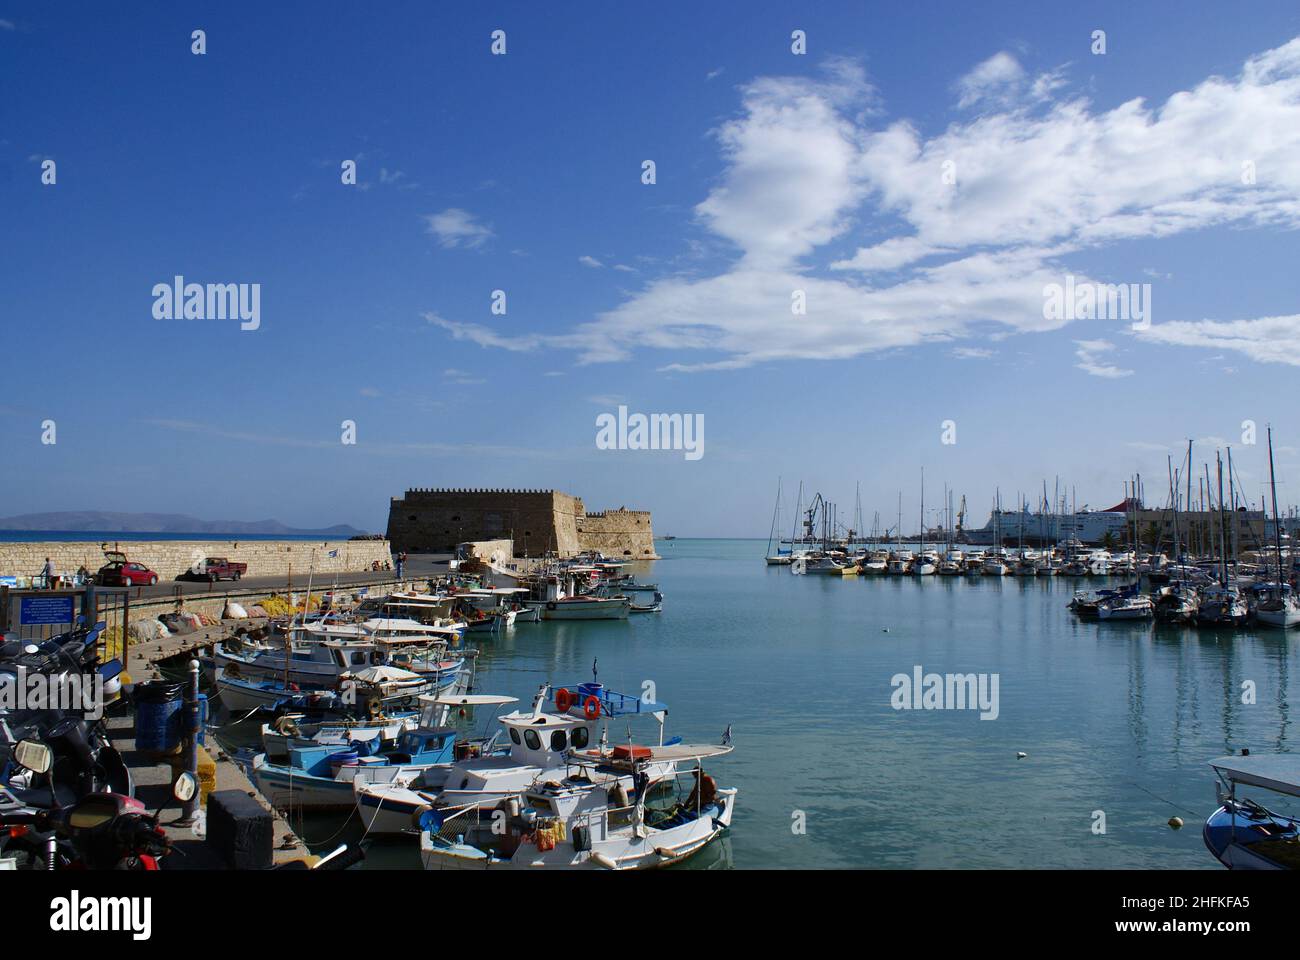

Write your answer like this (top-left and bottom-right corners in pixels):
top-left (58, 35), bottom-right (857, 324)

top-left (555, 687), bottom-right (573, 712)
top-left (583, 695), bottom-right (601, 720)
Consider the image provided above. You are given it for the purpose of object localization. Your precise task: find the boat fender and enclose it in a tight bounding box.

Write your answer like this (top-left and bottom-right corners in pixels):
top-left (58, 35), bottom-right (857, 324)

top-left (555, 687), bottom-right (573, 713)
top-left (411, 804), bottom-right (433, 829)
top-left (590, 851), bottom-right (618, 869)
top-left (583, 695), bottom-right (601, 720)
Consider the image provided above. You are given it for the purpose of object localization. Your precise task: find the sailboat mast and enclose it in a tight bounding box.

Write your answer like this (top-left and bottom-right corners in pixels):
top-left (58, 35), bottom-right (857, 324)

top-left (1268, 425), bottom-right (1284, 583)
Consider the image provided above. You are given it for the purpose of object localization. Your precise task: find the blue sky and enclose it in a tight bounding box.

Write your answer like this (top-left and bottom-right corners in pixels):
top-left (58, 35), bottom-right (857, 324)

top-left (2, 1), bottom-right (1299, 536)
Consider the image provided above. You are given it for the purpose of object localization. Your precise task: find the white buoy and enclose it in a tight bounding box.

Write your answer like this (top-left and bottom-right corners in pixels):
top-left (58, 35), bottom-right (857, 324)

top-left (1168, 816), bottom-right (1184, 830)
top-left (1016, 751), bottom-right (1027, 759)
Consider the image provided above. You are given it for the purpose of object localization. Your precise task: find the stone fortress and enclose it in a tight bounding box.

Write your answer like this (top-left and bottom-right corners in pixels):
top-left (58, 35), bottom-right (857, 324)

top-left (385, 488), bottom-right (658, 559)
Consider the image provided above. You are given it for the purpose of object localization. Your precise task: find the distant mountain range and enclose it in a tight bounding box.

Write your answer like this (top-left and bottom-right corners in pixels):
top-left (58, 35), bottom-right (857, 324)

top-left (0, 511), bottom-right (366, 537)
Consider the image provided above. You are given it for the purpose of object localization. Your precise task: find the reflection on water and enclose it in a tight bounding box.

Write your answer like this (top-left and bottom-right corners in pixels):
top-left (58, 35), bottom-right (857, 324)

top-left (214, 540), bottom-right (1300, 869)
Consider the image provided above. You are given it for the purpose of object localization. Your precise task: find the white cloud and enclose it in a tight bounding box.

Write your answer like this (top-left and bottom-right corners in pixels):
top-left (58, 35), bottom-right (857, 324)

top-left (1137, 314), bottom-right (1300, 366)
top-left (951, 346), bottom-right (994, 360)
top-left (424, 311), bottom-right (540, 352)
top-left (0, 19), bottom-right (15, 31)
top-left (1074, 339), bottom-right (1133, 378)
top-left (955, 52), bottom-right (1025, 109)
top-left (579, 255), bottom-right (603, 268)
top-left (429, 40), bottom-right (1300, 373)
top-left (424, 208), bottom-right (493, 249)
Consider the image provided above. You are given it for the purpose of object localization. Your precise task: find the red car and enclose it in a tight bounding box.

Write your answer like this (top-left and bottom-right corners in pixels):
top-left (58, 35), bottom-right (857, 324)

top-left (96, 552), bottom-right (159, 587)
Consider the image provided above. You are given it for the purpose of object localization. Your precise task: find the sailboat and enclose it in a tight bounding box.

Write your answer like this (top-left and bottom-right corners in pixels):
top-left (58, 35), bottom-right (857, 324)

top-left (913, 470), bottom-right (936, 576)
top-left (765, 478), bottom-right (793, 565)
top-left (1257, 426), bottom-right (1300, 628)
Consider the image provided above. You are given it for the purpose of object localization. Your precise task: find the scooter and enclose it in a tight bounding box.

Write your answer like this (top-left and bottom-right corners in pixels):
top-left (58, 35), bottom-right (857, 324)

top-left (0, 739), bottom-right (194, 870)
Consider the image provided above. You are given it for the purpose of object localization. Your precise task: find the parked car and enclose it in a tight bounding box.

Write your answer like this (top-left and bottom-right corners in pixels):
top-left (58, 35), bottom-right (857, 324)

top-left (180, 557), bottom-right (247, 583)
top-left (96, 552), bottom-right (159, 587)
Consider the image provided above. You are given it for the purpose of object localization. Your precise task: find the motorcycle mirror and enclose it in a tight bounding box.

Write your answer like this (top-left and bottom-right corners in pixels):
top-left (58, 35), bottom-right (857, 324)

top-left (13, 739), bottom-right (52, 775)
top-left (173, 771), bottom-right (198, 803)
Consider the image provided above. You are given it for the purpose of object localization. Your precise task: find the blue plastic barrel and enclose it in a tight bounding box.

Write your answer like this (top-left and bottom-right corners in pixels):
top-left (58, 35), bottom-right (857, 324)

top-left (576, 682), bottom-right (604, 701)
top-left (134, 680), bottom-right (185, 753)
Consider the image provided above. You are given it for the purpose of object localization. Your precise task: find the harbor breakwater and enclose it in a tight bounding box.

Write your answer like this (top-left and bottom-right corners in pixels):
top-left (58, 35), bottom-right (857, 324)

top-left (0, 539), bottom-right (393, 581)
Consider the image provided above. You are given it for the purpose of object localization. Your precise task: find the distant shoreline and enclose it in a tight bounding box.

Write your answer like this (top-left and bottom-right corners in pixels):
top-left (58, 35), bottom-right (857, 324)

top-left (0, 530), bottom-right (357, 543)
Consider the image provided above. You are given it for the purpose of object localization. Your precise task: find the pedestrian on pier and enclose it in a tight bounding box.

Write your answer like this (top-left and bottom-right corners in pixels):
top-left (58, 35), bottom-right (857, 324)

top-left (396, 552), bottom-right (405, 579)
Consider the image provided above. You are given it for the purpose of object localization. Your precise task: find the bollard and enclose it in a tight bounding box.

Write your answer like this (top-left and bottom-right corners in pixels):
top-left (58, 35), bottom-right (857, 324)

top-left (179, 658), bottom-right (200, 824)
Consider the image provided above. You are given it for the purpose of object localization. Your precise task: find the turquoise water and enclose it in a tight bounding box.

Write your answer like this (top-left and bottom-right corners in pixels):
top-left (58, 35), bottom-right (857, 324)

top-left (228, 538), bottom-right (1300, 868)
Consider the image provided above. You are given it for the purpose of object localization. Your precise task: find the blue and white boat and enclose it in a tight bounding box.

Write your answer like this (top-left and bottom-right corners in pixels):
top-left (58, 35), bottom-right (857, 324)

top-left (355, 679), bottom-right (674, 835)
top-left (214, 664), bottom-right (432, 714)
top-left (418, 744), bottom-right (736, 871)
top-left (1204, 753), bottom-right (1300, 869)
top-left (249, 695), bottom-right (491, 810)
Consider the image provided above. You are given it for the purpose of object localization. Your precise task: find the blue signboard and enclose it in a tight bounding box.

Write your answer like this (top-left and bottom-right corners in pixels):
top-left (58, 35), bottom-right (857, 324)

top-left (19, 596), bottom-right (75, 626)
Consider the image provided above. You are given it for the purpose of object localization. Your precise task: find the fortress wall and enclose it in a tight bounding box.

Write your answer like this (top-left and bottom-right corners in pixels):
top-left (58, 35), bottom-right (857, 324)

top-left (0, 540), bottom-right (392, 583)
top-left (387, 489), bottom-right (654, 559)
top-left (577, 508), bottom-right (658, 558)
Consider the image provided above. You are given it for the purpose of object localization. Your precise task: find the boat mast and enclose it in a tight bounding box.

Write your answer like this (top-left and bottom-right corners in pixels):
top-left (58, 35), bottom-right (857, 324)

top-left (1268, 425), bottom-right (1284, 584)
top-left (1216, 454), bottom-right (1229, 586)
top-left (766, 478), bottom-right (783, 558)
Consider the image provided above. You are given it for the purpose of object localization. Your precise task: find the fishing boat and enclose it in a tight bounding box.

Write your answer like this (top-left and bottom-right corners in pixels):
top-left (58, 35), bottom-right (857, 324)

top-left (249, 695), bottom-right (497, 810)
top-left (215, 663), bottom-right (432, 714)
top-left (417, 745), bottom-right (735, 871)
top-left (629, 592), bottom-right (664, 614)
top-left (1204, 754), bottom-right (1300, 869)
top-left (354, 681), bottom-right (671, 835)
top-left (538, 596), bottom-right (631, 620)
top-left (260, 710), bottom-right (420, 761)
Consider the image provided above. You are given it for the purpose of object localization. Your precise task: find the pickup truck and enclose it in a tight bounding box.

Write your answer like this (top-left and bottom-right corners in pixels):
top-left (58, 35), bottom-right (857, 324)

top-left (185, 557), bottom-right (248, 582)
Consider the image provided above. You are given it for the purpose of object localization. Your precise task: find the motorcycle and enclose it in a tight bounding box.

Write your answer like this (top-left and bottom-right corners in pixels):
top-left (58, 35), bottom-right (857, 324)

top-left (0, 617), bottom-right (131, 799)
top-left (0, 739), bottom-right (195, 870)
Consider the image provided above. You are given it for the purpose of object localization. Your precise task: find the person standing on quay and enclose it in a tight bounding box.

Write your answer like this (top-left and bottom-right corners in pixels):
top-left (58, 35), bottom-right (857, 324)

top-left (396, 552), bottom-right (405, 579)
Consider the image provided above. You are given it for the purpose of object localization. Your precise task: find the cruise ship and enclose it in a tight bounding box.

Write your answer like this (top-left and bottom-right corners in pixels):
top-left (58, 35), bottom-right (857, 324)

top-left (962, 499), bottom-right (1135, 546)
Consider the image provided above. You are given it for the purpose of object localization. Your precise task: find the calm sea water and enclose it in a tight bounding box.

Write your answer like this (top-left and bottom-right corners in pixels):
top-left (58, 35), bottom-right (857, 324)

top-left (221, 538), bottom-right (1300, 869)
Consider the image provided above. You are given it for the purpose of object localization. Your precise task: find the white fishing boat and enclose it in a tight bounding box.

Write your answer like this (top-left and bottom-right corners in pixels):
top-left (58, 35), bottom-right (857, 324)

top-left (260, 710), bottom-right (420, 760)
top-left (537, 596), bottom-right (631, 620)
top-left (355, 682), bottom-right (669, 835)
top-left (418, 745), bottom-right (735, 871)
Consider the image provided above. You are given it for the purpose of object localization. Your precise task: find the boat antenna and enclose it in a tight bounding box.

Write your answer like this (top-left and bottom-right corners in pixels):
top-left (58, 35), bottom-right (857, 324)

top-left (592, 657), bottom-right (598, 683)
